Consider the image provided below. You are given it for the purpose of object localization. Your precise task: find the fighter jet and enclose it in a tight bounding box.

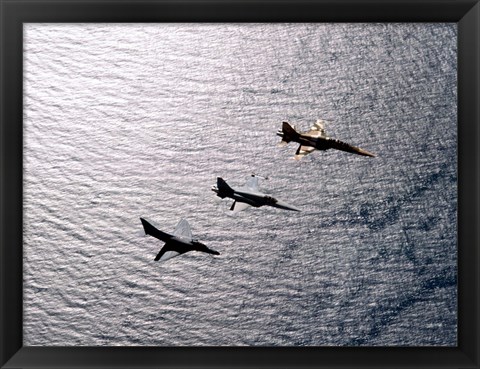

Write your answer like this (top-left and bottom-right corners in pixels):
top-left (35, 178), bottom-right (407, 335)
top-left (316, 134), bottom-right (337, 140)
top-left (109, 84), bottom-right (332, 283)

top-left (140, 218), bottom-right (219, 262)
top-left (277, 119), bottom-right (375, 160)
top-left (212, 175), bottom-right (301, 213)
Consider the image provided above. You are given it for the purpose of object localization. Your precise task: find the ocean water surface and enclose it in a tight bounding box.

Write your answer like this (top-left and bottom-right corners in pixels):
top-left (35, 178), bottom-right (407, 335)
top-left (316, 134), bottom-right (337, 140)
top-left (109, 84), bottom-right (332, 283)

top-left (23, 23), bottom-right (457, 346)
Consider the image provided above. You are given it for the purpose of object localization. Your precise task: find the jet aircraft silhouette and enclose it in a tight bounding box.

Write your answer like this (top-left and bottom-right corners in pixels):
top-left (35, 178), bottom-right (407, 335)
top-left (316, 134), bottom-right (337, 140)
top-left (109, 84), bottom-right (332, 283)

top-left (277, 120), bottom-right (375, 160)
top-left (212, 175), bottom-right (300, 213)
top-left (140, 218), bottom-right (219, 262)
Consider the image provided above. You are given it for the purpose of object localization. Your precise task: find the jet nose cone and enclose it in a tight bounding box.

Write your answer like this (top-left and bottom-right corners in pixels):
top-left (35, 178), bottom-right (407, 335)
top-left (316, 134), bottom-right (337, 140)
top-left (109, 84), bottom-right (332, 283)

top-left (205, 247), bottom-right (220, 255)
top-left (276, 200), bottom-right (301, 212)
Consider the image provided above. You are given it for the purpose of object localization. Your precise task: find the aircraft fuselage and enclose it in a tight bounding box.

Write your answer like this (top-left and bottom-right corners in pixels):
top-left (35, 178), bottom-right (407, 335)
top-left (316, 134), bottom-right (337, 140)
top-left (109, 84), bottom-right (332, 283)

top-left (229, 190), bottom-right (299, 211)
top-left (230, 190), bottom-right (278, 208)
top-left (289, 133), bottom-right (331, 151)
top-left (166, 235), bottom-right (217, 254)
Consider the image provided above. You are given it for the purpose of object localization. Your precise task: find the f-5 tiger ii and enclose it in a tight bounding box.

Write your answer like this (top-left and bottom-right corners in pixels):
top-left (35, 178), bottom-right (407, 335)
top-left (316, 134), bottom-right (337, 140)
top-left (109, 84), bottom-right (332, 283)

top-left (277, 120), bottom-right (375, 160)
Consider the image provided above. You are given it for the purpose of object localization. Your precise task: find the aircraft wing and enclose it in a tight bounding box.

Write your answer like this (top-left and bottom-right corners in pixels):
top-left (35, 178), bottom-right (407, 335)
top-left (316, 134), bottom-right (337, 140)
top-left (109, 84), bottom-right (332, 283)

top-left (230, 201), bottom-right (251, 213)
top-left (304, 119), bottom-right (327, 138)
top-left (294, 145), bottom-right (316, 160)
top-left (154, 245), bottom-right (181, 262)
top-left (173, 218), bottom-right (193, 240)
top-left (240, 175), bottom-right (260, 193)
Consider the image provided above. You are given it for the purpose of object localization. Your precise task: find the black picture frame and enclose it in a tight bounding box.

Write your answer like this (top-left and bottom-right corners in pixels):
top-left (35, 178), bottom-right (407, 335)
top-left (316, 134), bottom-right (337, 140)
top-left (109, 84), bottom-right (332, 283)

top-left (1, 0), bottom-right (478, 368)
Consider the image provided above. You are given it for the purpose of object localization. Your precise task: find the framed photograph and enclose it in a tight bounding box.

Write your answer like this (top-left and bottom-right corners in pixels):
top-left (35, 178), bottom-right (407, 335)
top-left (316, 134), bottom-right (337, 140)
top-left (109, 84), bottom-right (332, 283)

top-left (1, 0), bottom-right (478, 368)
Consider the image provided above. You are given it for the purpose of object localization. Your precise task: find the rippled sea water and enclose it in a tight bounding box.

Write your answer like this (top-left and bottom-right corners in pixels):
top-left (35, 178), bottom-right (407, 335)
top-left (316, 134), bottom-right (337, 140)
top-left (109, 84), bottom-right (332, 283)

top-left (23, 23), bottom-right (457, 346)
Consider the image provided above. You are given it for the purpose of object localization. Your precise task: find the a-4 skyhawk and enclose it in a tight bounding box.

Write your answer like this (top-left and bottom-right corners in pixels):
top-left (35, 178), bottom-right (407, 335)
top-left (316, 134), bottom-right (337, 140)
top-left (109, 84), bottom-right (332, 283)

top-left (277, 120), bottom-right (376, 160)
top-left (140, 218), bottom-right (219, 262)
top-left (212, 175), bottom-right (301, 213)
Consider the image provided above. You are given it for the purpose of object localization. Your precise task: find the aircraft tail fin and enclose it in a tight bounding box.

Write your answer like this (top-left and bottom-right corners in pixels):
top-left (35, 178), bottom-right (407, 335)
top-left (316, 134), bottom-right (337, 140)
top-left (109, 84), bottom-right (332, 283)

top-left (216, 177), bottom-right (234, 198)
top-left (277, 121), bottom-right (299, 145)
top-left (140, 218), bottom-right (171, 242)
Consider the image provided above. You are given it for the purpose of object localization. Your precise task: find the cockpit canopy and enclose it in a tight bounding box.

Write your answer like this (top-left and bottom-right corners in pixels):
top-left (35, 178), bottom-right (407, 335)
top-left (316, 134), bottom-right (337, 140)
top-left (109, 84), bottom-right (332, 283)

top-left (264, 195), bottom-right (278, 204)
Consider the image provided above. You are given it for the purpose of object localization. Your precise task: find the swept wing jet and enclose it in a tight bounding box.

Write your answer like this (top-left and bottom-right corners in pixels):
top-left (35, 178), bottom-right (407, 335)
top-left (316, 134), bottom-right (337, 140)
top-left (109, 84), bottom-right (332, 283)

top-left (212, 175), bottom-right (300, 213)
top-left (277, 119), bottom-right (375, 160)
top-left (140, 218), bottom-right (219, 262)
